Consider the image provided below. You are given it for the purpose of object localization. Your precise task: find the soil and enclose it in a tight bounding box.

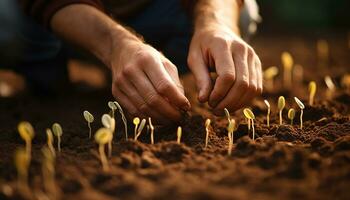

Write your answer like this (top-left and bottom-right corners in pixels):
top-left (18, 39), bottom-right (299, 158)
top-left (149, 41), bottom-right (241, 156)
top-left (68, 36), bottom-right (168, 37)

top-left (0, 32), bottom-right (350, 200)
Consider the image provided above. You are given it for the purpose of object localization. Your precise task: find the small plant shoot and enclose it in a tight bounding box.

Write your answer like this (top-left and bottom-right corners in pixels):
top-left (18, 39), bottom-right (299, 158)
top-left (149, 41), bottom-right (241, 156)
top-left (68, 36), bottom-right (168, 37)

top-left (52, 123), bottom-right (62, 153)
top-left (113, 101), bottom-right (128, 139)
top-left (205, 119), bottom-right (211, 149)
top-left (135, 118), bottom-right (146, 141)
top-left (46, 128), bottom-right (56, 157)
top-left (177, 126), bottom-right (182, 144)
top-left (101, 114), bottom-right (115, 158)
top-left (14, 147), bottom-right (30, 190)
top-left (227, 119), bottom-right (236, 156)
top-left (95, 128), bottom-right (113, 172)
top-left (264, 99), bottom-right (271, 127)
top-left (107, 101), bottom-right (117, 118)
top-left (263, 66), bottom-right (279, 91)
top-left (309, 81), bottom-right (317, 106)
top-left (41, 146), bottom-right (56, 196)
top-left (278, 96), bottom-right (286, 125)
top-left (294, 97), bottom-right (305, 129)
top-left (243, 108), bottom-right (256, 140)
top-left (148, 118), bottom-right (155, 144)
top-left (224, 108), bottom-right (231, 121)
top-left (324, 76), bottom-right (336, 91)
top-left (133, 117), bottom-right (140, 140)
top-left (83, 111), bottom-right (94, 138)
top-left (281, 52), bottom-right (293, 89)
top-left (17, 121), bottom-right (35, 158)
top-left (288, 108), bottom-right (296, 125)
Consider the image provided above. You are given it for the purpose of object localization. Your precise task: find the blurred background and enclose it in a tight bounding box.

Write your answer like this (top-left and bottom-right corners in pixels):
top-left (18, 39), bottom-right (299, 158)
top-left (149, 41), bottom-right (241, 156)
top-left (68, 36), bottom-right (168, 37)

top-left (0, 0), bottom-right (349, 97)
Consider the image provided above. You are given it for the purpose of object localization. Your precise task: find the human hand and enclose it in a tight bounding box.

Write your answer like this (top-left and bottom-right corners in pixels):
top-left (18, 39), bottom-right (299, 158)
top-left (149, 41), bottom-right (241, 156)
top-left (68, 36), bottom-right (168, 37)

top-left (187, 24), bottom-right (262, 115)
top-left (110, 39), bottom-right (191, 124)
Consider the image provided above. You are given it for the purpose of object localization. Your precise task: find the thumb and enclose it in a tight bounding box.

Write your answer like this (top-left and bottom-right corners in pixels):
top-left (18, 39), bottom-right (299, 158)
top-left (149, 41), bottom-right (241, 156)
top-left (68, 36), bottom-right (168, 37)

top-left (187, 51), bottom-right (212, 102)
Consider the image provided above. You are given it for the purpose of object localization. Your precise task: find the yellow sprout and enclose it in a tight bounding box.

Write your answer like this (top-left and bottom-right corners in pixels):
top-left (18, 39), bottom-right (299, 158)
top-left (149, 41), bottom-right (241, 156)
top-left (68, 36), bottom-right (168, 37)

top-left (243, 108), bottom-right (256, 140)
top-left (294, 97), bottom-right (305, 129)
top-left (205, 119), bottom-right (211, 149)
top-left (263, 66), bottom-right (279, 91)
top-left (52, 123), bottom-right (62, 153)
top-left (14, 148), bottom-right (30, 190)
top-left (224, 108), bottom-right (231, 121)
top-left (83, 111), bottom-right (94, 138)
top-left (288, 108), bottom-right (296, 125)
top-left (281, 52), bottom-right (293, 89)
top-left (264, 100), bottom-right (271, 127)
top-left (324, 76), bottom-right (336, 91)
top-left (148, 118), bottom-right (155, 145)
top-left (293, 64), bottom-right (304, 85)
top-left (135, 119), bottom-right (146, 141)
top-left (113, 101), bottom-right (128, 140)
top-left (46, 129), bottom-right (56, 157)
top-left (317, 39), bottom-right (329, 67)
top-left (95, 128), bottom-right (113, 172)
top-left (101, 114), bottom-right (115, 158)
top-left (41, 146), bottom-right (56, 197)
top-left (17, 121), bottom-right (35, 158)
top-left (133, 117), bottom-right (140, 140)
top-left (308, 81), bottom-right (317, 106)
top-left (278, 96), bottom-right (286, 125)
top-left (227, 119), bottom-right (236, 156)
top-left (177, 126), bottom-right (182, 144)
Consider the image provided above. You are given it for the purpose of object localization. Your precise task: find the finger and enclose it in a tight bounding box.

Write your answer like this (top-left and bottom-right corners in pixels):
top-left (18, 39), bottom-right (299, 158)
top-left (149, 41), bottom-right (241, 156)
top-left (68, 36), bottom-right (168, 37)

top-left (143, 56), bottom-right (191, 110)
top-left (187, 49), bottom-right (212, 102)
top-left (127, 69), bottom-right (182, 122)
top-left (208, 43), bottom-right (236, 108)
top-left (213, 43), bottom-right (249, 115)
top-left (255, 55), bottom-right (263, 94)
top-left (162, 60), bottom-right (185, 94)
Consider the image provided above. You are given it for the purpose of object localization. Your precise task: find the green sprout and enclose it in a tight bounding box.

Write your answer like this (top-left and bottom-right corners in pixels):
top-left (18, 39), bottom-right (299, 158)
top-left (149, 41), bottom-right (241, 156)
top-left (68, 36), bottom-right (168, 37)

top-left (52, 123), bottom-right (62, 153)
top-left (41, 146), bottom-right (56, 196)
top-left (113, 101), bottom-right (128, 140)
top-left (264, 99), bottom-right (271, 127)
top-left (278, 96), bottom-right (286, 125)
top-left (148, 117), bottom-right (155, 144)
top-left (83, 111), bottom-right (94, 138)
top-left (263, 66), bottom-right (279, 91)
top-left (133, 117), bottom-right (140, 140)
top-left (243, 108), bottom-right (256, 140)
top-left (46, 129), bottom-right (56, 157)
top-left (14, 147), bottom-right (30, 191)
top-left (281, 52), bottom-right (294, 89)
top-left (205, 119), bottom-right (211, 149)
top-left (95, 128), bottom-right (113, 172)
top-left (227, 119), bottom-right (236, 156)
top-left (135, 119), bottom-right (146, 141)
top-left (17, 121), bottom-right (35, 158)
top-left (101, 114), bottom-right (115, 158)
top-left (288, 108), bottom-right (296, 125)
top-left (177, 126), bottom-right (182, 144)
top-left (294, 97), bottom-right (305, 129)
top-left (308, 81), bottom-right (317, 106)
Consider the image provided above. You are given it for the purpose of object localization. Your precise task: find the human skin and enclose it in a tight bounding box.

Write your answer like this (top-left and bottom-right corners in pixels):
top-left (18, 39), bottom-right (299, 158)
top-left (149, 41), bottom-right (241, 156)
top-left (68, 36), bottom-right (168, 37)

top-left (50, 0), bottom-right (262, 123)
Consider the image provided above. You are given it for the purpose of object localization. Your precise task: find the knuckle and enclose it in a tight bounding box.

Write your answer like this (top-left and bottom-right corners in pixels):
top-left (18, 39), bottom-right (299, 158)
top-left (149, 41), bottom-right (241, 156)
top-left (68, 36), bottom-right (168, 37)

top-left (156, 79), bottom-right (172, 94)
top-left (122, 65), bottom-right (136, 76)
top-left (247, 46), bottom-right (255, 55)
top-left (221, 72), bottom-right (235, 83)
top-left (238, 79), bottom-right (249, 90)
top-left (234, 42), bottom-right (246, 51)
top-left (135, 51), bottom-right (153, 65)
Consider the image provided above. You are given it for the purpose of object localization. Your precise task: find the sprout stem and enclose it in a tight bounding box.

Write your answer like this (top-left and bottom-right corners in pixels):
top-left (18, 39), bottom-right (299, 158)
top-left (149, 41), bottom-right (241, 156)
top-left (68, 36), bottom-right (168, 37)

top-left (279, 110), bottom-right (283, 125)
top-left (99, 144), bottom-right (109, 172)
top-left (88, 122), bottom-right (92, 139)
top-left (251, 119), bottom-right (255, 141)
top-left (57, 137), bottom-right (61, 153)
top-left (300, 109), bottom-right (304, 129)
top-left (267, 108), bottom-right (270, 127)
top-left (177, 127), bottom-right (182, 144)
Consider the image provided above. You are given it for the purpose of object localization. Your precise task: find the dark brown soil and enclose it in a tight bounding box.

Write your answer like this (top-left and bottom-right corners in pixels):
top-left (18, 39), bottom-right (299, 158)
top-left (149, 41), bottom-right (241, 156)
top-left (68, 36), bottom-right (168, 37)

top-left (0, 33), bottom-right (349, 200)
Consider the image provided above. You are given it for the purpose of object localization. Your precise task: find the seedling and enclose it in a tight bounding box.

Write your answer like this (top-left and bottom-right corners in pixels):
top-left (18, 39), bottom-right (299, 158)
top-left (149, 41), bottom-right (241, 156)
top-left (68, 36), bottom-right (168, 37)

top-left (281, 52), bottom-right (293, 89)
top-left (308, 81), bottom-right (317, 106)
top-left (227, 119), bottom-right (236, 156)
top-left (17, 121), bottom-right (35, 158)
top-left (177, 126), bottom-right (182, 144)
top-left (46, 129), bottom-right (56, 157)
top-left (101, 114), bottom-right (115, 158)
top-left (288, 108), bottom-right (296, 125)
top-left (135, 118), bottom-right (146, 141)
top-left (83, 111), bottom-right (94, 138)
top-left (148, 118), bottom-right (155, 144)
top-left (264, 100), bottom-right (271, 127)
top-left (224, 108), bottom-right (231, 121)
top-left (324, 76), bottom-right (336, 91)
top-left (278, 96), bottom-right (285, 125)
top-left (41, 146), bottom-right (56, 196)
top-left (14, 148), bottom-right (30, 190)
top-left (52, 123), bottom-right (62, 153)
top-left (107, 101), bottom-right (117, 118)
top-left (294, 97), bottom-right (305, 129)
top-left (133, 117), bottom-right (140, 140)
top-left (263, 66), bottom-right (279, 91)
top-left (317, 39), bottom-right (329, 67)
top-left (113, 101), bottom-right (128, 139)
top-left (95, 128), bottom-right (113, 172)
top-left (243, 108), bottom-right (256, 140)
top-left (205, 119), bottom-right (211, 149)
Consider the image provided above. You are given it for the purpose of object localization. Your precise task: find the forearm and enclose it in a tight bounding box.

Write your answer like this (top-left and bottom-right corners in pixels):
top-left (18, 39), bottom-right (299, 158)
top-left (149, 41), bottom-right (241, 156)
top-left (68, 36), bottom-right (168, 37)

top-left (193, 0), bottom-right (242, 35)
top-left (50, 4), bottom-right (140, 67)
